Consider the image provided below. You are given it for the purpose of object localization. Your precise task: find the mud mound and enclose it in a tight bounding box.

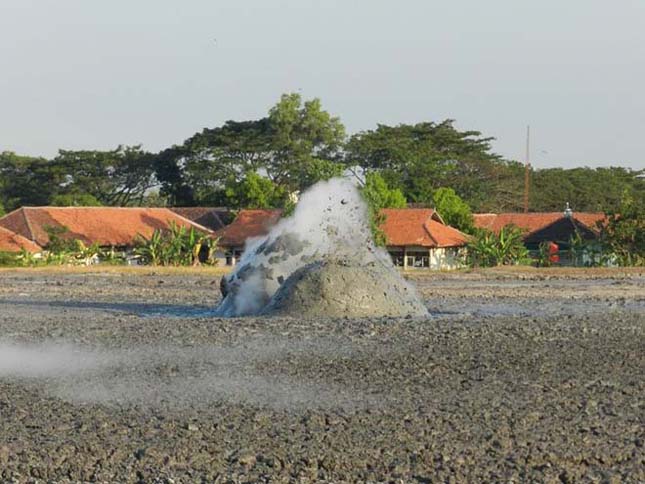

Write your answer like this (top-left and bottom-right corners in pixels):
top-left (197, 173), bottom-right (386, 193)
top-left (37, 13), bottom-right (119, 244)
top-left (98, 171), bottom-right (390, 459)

top-left (262, 259), bottom-right (428, 318)
top-left (213, 178), bottom-right (428, 318)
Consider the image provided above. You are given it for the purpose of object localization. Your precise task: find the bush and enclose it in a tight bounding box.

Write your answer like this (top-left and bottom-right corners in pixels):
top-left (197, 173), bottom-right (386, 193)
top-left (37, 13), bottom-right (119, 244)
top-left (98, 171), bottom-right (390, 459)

top-left (599, 192), bottom-right (644, 266)
top-left (134, 222), bottom-right (219, 266)
top-left (467, 225), bottom-right (530, 267)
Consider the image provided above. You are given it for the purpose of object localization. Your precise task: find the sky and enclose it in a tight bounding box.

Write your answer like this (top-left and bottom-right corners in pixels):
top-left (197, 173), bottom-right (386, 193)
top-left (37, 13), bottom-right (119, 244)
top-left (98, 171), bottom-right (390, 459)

top-left (1, 0), bottom-right (644, 170)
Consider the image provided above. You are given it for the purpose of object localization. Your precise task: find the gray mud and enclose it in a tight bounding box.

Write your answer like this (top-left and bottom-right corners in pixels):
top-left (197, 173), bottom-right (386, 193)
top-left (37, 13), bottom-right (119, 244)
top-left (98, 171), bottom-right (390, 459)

top-left (214, 178), bottom-right (427, 318)
top-left (263, 259), bottom-right (428, 318)
top-left (0, 270), bottom-right (643, 482)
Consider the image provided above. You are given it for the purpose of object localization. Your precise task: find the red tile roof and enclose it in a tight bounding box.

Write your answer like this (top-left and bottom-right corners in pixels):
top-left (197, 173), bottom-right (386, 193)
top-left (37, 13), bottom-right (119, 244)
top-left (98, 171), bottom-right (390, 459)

top-left (473, 212), bottom-right (607, 236)
top-left (169, 207), bottom-right (233, 231)
top-left (380, 208), bottom-right (469, 248)
top-left (215, 209), bottom-right (283, 247)
top-left (0, 207), bottom-right (213, 248)
top-left (0, 226), bottom-right (42, 253)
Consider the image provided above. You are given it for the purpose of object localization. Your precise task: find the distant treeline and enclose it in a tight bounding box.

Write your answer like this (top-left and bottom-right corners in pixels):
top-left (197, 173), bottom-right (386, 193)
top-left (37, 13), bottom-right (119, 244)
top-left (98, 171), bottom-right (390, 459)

top-left (1, 93), bottom-right (643, 217)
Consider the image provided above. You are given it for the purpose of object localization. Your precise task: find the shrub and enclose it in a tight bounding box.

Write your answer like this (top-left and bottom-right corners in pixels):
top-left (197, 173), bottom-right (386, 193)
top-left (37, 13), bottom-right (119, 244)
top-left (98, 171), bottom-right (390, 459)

top-left (467, 225), bottom-right (529, 267)
top-left (134, 222), bottom-right (218, 266)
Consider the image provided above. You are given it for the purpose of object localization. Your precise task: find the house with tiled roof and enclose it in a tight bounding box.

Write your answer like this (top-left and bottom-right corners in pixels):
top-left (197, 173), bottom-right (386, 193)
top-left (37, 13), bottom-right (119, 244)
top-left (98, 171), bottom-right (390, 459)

top-left (214, 207), bottom-right (469, 269)
top-left (379, 208), bottom-right (469, 269)
top-left (169, 207), bottom-right (233, 232)
top-left (0, 226), bottom-right (42, 254)
top-left (0, 207), bottom-right (214, 250)
top-left (473, 206), bottom-right (606, 252)
top-left (214, 209), bottom-right (283, 265)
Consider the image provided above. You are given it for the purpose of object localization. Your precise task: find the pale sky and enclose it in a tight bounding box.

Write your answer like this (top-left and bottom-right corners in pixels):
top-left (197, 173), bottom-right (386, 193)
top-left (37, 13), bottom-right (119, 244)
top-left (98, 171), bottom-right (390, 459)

top-left (1, 0), bottom-right (644, 169)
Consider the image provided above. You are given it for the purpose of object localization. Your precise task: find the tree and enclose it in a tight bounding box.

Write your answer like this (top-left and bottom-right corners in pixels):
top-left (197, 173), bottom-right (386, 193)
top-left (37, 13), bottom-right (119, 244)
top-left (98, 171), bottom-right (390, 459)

top-left (153, 93), bottom-right (345, 206)
top-left (530, 167), bottom-right (644, 213)
top-left (361, 172), bottom-right (407, 210)
top-left (466, 226), bottom-right (529, 267)
top-left (224, 172), bottom-right (286, 209)
top-left (0, 203), bottom-right (5, 217)
top-left (50, 193), bottom-right (102, 206)
top-left (432, 187), bottom-right (474, 233)
top-left (53, 146), bottom-right (156, 206)
top-left (0, 151), bottom-right (63, 210)
top-left (360, 172), bottom-right (406, 246)
top-left (267, 93), bottom-right (346, 192)
top-left (345, 121), bottom-right (505, 209)
top-left (600, 191), bottom-right (645, 266)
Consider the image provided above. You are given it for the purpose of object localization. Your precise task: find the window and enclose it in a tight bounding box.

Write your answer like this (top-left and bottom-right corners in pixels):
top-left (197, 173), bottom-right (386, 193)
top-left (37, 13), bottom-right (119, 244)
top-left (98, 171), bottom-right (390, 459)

top-left (389, 251), bottom-right (404, 267)
top-left (406, 251), bottom-right (429, 268)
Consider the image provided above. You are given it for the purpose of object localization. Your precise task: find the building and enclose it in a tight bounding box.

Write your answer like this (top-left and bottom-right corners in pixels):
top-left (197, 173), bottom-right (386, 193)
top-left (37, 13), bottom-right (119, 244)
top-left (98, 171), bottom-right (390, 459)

top-left (473, 208), bottom-right (606, 252)
top-left (214, 209), bottom-right (283, 265)
top-left (380, 208), bottom-right (469, 270)
top-left (0, 207), bottom-right (214, 250)
top-left (213, 207), bottom-right (469, 269)
top-left (169, 207), bottom-right (234, 232)
top-left (0, 226), bottom-right (42, 253)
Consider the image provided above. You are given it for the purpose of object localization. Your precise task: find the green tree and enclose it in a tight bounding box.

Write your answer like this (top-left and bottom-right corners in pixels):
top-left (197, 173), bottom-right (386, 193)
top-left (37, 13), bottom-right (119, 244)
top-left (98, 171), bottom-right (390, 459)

top-left (54, 145), bottom-right (156, 206)
top-left (224, 172), bottom-right (286, 209)
top-left (50, 193), bottom-right (102, 206)
top-left (267, 93), bottom-right (345, 192)
top-left (345, 121), bottom-right (507, 209)
top-left (530, 166), bottom-right (644, 213)
top-left (360, 172), bottom-right (406, 246)
top-left (0, 203), bottom-right (5, 217)
top-left (153, 93), bottom-right (345, 205)
top-left (600, 191), bottom-right (645, 266)
top-left (466, 226), bottom-right (529, 267)
top-left (0, 151), bottom-right (63, 210)
top-left (432, 187), bottom-right (474, 233)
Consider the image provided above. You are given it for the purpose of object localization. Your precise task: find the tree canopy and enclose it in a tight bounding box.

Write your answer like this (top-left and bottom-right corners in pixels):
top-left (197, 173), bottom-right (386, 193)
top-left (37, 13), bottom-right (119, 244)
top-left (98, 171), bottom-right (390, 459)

top-left (154, 93), bottom-right (345, 207)
top-left (432, 187), bottom-right (474, 233)
top-left (0, 93), bottom-right (642, 238)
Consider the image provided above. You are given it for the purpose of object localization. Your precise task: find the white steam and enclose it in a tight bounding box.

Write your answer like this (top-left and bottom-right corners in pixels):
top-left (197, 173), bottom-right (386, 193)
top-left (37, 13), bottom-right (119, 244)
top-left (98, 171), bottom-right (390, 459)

top-left (0, 339), bottom-right (380, 410)
top-left (0, 342), bottom-right (107, 378)
top-left (216, 178), bottom-right (393, 316)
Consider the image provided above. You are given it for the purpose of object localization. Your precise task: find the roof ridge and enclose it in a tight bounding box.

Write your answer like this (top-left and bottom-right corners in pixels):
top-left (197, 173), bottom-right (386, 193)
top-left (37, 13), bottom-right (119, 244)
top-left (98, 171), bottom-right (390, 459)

top-left (422, 218), bottom-right (439, 246)
top-left (25, 206), bottom-right (172, 210)
top-left (160, 208), bottom-right (215, 234)
top-left (21, 207), bottom-right (37, 242)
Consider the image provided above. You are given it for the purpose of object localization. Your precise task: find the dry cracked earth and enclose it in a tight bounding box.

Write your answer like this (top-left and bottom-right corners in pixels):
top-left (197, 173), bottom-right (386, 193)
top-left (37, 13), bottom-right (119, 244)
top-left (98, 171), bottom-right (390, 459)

top-left (0, 268), bottom-right (643, 483)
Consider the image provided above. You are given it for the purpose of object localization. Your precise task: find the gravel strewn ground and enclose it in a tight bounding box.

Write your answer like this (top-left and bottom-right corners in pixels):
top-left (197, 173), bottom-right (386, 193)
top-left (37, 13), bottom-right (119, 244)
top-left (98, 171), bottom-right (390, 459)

top-left (0, 269), bottom-right (643, 483)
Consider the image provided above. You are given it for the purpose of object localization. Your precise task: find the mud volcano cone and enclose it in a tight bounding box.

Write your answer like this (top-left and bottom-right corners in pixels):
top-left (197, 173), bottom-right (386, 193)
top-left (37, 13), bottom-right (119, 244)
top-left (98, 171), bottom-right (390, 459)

top-left (214, 178), bottom-right (428, 318)
top-left (261, 258), bottom-right (428, 318)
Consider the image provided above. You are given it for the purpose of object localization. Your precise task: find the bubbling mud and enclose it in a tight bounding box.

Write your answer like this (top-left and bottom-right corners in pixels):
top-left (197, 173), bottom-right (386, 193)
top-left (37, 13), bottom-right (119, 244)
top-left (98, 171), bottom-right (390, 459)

top-left (215, 178), bottom-right (428, 318)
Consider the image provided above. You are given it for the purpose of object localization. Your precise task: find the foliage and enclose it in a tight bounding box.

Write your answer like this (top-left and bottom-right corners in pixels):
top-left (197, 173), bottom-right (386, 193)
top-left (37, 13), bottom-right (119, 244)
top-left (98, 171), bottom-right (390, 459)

top-left (50, 193), bottom-right (102, 206)
top-left (0, 251), bottom-right (20, 266)
top-left (0, 202), bottom-right (5, 217)
top-left (567, 232), bottom-right (609, 267)
top-left (345, 121), bottom-right (508, 209)
top-left (224, 172), bottom-right (286, 209)
top-left (530, 167), bottom-right (644, 213)
top-left (154, 93), bottom-right (345, 206)
top-left (267, 93), bottom-right (346, 192)
top-left (134, 223), bottom-right (217, 266)
top-left (599, 191), bottom-right (645, 266)
top-left (53, 145), bottom-right (156, 206)
top-left (1, 95), bottom-right (643, 229)
top-left (0, 151), bottom-right (63, 211)
top-left (44, 226), bottom-right (81, 254)
top-left (432, 187), bottom-right (474, 233)
top-left (360, 172), bottom-right (407, 246)
top-left (536, 241), bottom-right (554, 268)
top-left (466, 226), bottom-right (530, 267)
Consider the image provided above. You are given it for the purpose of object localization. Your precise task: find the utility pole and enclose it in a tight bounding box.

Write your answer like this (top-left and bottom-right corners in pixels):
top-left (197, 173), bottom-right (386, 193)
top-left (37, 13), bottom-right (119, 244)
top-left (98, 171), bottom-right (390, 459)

top-left (523, 125), bottom-right (530, 213)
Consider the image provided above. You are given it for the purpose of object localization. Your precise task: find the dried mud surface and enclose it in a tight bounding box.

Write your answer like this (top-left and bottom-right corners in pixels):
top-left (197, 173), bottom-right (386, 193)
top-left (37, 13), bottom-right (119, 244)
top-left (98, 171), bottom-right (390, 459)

top-left (0, 269), bottom-right (643, 483)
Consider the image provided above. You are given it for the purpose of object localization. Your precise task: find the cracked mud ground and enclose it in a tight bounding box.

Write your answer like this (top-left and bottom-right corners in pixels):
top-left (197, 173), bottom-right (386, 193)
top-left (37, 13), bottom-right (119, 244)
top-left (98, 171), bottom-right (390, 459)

top-left (0, 268), bottom-right (643, 483)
